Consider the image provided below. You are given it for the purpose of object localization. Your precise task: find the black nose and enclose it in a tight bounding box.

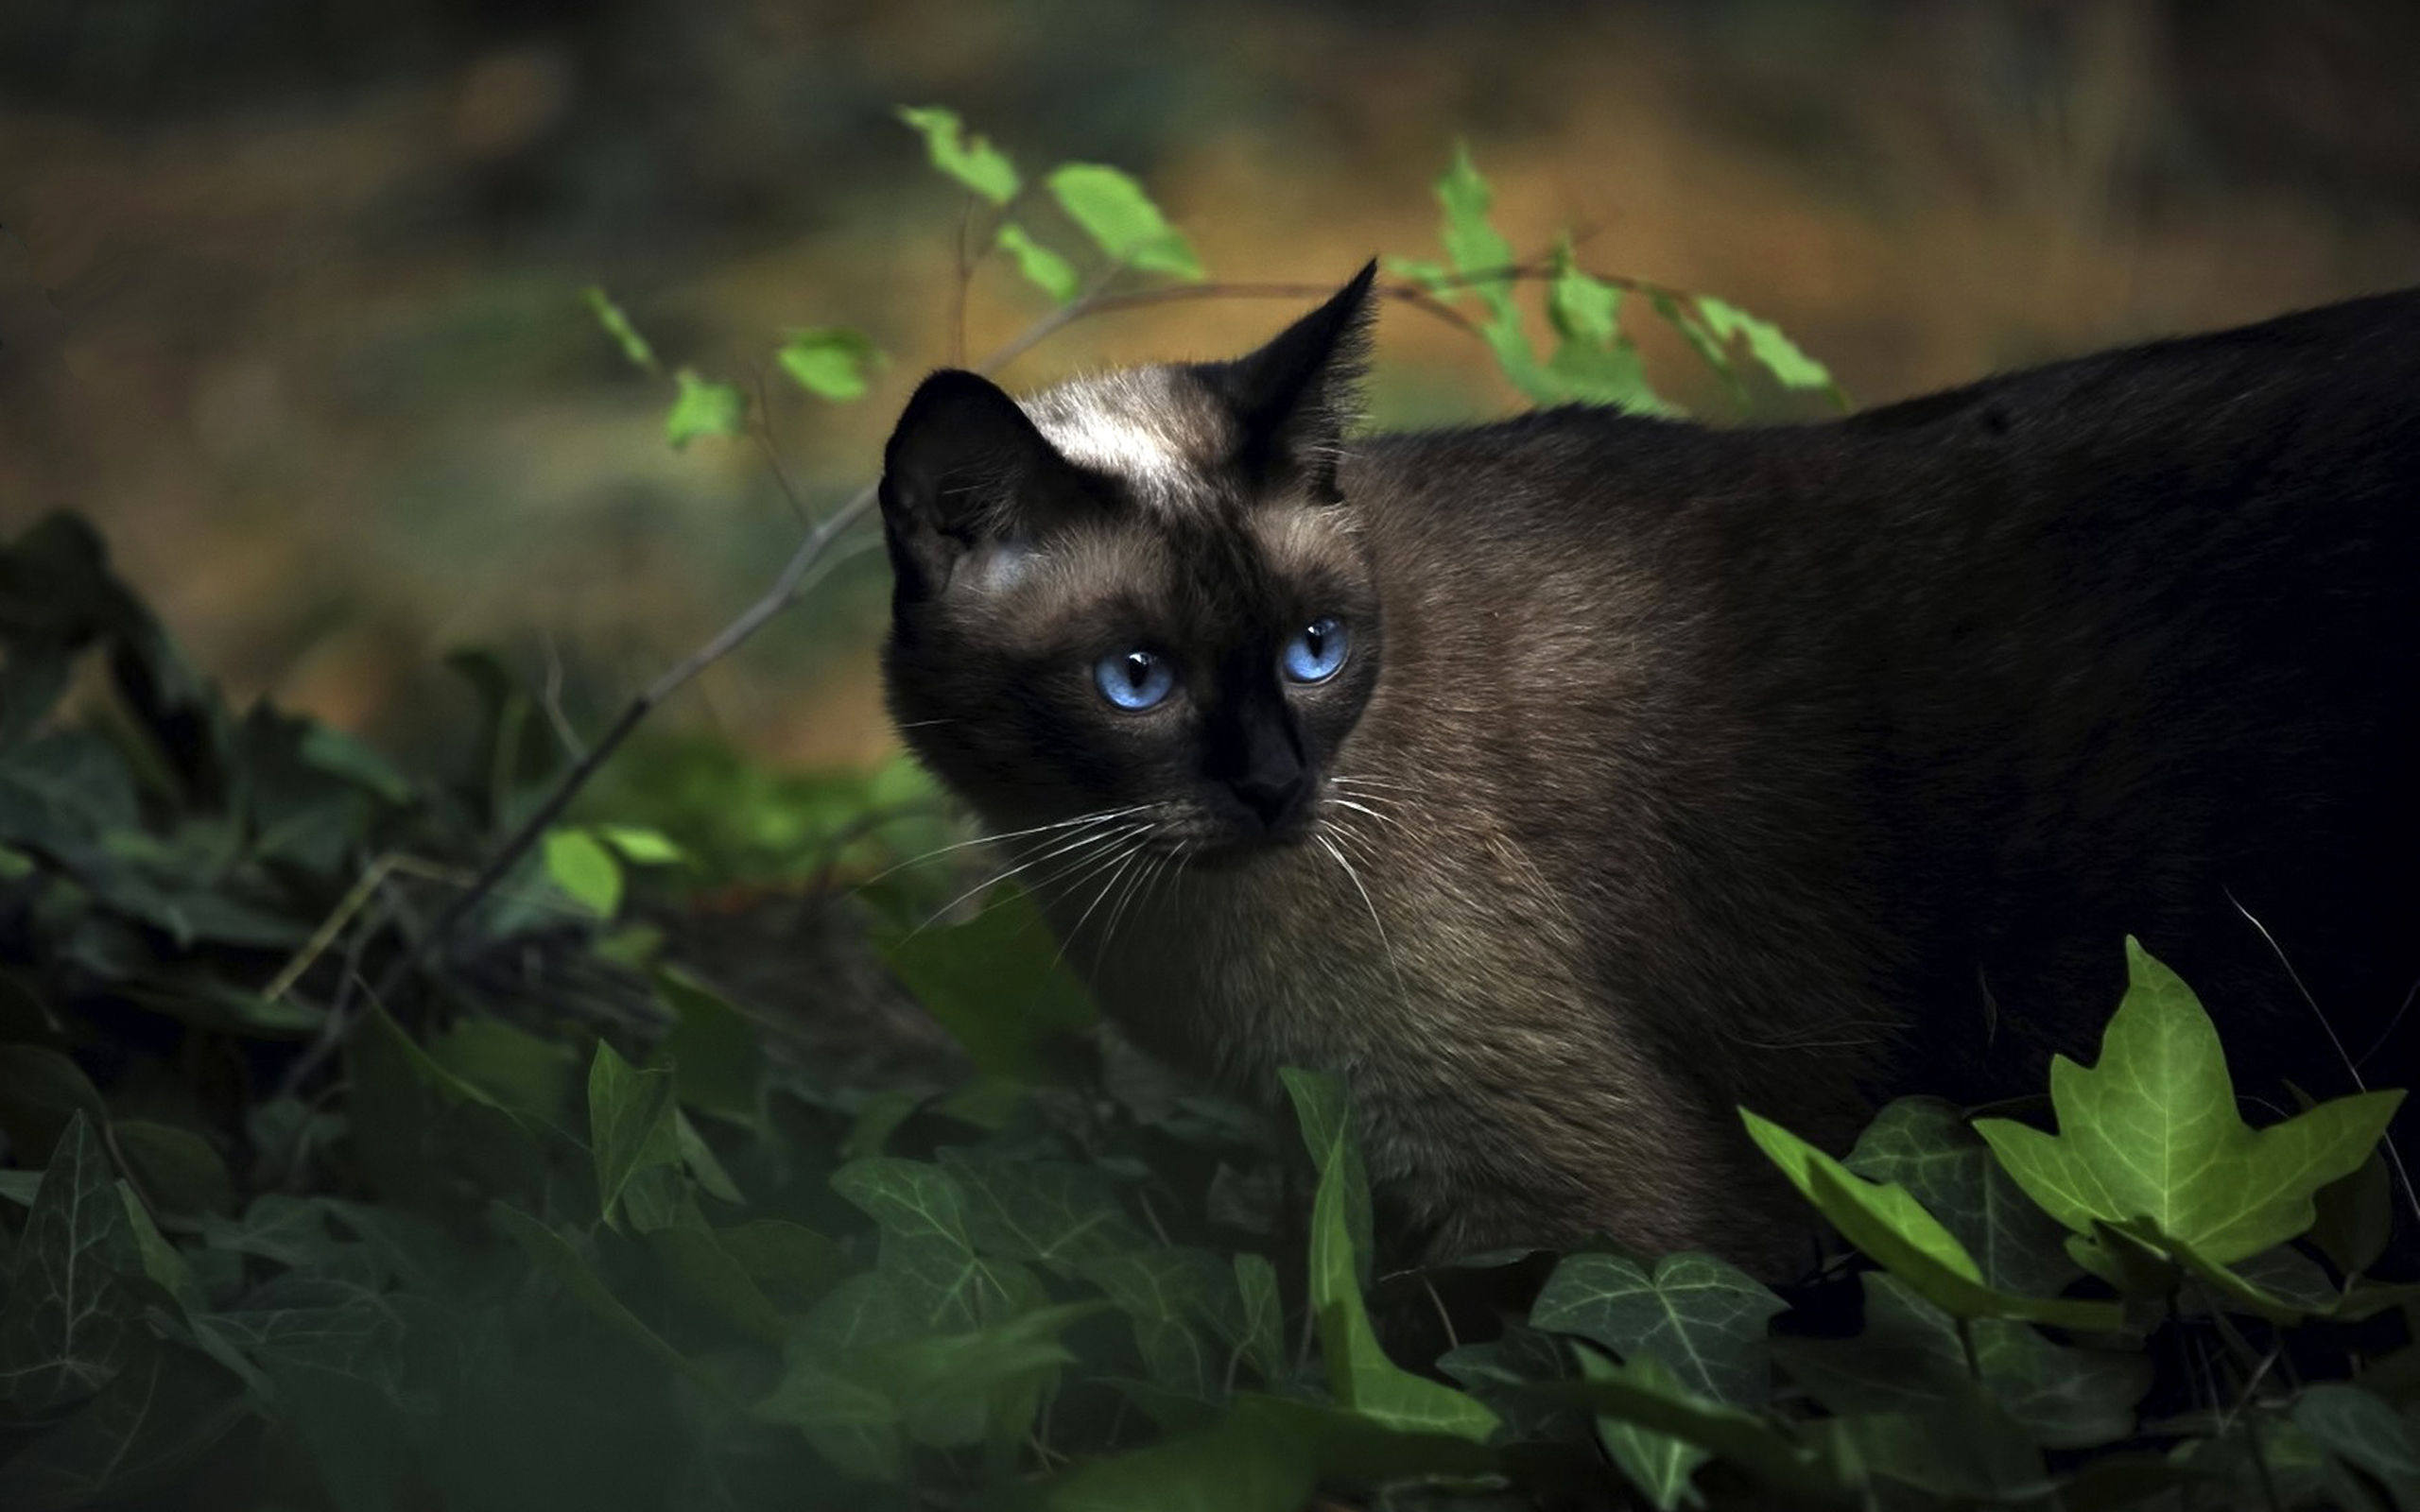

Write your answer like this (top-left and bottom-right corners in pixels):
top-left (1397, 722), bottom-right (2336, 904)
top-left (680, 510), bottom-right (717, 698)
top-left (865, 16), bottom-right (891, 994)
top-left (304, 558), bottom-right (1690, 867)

top-left (1231, 766), bottom-right (1309, 830)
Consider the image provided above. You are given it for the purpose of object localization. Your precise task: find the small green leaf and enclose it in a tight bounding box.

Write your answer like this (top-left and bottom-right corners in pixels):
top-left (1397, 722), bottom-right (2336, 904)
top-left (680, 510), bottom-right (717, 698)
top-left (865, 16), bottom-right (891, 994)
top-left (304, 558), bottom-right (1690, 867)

top-left (1693, 295), bottom-right (1839, 396)
top-left (1530, 1250), bottom-right (1786, 1408)
top-left (544, 828), bottom-right (623, 917)
top-left (2311, 1142), bottom-right (2394, 1280)
top-left (776, 328), bottom-right (885, 403)
top-left (0, 1338), bottom-right (247, 1512)
top-left (582, 285), bottom-right (660, 374)
top-left (1046, 163), bottom-right (1202, 280)
top-left (997, 222), bottom-right (1081, 302)
top-left (1436, 142), bottom-right (1514, 277)
top-left (1743, 1107), bottom-right (2121, 1331)
top-left (665, 369), bottom-right (746, 450)
top-left (110, 1120), bottom-right (233, 1218)
top-left (1974, 938), bottom-right (2405, 1266)
top-left (594, 823), bottom-right (683, 865)
top-left (490, 1201), bottom-right (715, 1389)
top-left (714, 1219), bottom-right (850, 1312)
top-left (896, 105), bottom-right (1021, 205)
top-left (587, 1040), bottom-right (683, 1229)
top-left (0, 1113), bottom-right (140, 1413)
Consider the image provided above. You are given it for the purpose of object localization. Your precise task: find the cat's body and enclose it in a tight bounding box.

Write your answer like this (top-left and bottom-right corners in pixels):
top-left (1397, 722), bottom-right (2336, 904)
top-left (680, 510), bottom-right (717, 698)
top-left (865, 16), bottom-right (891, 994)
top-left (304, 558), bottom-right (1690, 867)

top-left (878, 272), bottom-right (2420, 1267)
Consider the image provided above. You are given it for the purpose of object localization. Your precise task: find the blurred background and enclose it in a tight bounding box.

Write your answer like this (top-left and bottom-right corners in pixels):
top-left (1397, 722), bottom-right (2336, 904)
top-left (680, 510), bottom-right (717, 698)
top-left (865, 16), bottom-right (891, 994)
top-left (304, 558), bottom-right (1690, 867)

top-left (6, 0), bottom-right (2418, 774)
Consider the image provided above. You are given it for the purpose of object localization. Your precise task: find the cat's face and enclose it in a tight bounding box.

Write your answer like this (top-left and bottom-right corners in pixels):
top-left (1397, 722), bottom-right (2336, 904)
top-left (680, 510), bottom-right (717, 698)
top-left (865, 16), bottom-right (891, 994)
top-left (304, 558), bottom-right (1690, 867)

top-left (878, 266), bottom-right (1382, 865)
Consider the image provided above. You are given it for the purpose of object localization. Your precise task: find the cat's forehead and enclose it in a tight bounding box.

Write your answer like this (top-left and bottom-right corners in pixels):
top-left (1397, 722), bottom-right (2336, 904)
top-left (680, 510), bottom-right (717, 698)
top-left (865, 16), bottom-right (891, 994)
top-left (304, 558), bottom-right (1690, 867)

top-left (1020, 367), bottom-right (1236, 513)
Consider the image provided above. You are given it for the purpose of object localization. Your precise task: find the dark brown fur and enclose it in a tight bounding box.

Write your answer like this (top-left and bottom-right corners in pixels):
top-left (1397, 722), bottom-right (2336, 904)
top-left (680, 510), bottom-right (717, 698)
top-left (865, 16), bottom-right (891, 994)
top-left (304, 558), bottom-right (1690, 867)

top-left (879, 270), bottom-right (2420, 1268)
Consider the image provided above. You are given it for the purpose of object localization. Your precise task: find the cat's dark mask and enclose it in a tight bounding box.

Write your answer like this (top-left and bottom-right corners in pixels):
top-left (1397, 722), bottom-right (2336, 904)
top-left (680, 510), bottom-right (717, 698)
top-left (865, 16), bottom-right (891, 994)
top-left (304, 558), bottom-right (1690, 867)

top-left (878, 263), bottom-right (1384, 864)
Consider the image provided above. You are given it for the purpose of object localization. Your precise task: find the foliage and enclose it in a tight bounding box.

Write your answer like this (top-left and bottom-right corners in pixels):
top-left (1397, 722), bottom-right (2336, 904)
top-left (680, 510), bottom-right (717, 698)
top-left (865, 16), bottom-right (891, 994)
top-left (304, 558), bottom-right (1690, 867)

top-left (1, 111), bottom-right (2412, 1511)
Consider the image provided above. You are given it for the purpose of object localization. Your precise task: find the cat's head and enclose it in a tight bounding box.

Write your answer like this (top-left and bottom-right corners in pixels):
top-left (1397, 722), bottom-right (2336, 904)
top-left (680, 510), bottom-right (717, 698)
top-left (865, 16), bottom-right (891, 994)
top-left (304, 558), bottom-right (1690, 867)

top-left (878, 264), bottom-right (1383, 865)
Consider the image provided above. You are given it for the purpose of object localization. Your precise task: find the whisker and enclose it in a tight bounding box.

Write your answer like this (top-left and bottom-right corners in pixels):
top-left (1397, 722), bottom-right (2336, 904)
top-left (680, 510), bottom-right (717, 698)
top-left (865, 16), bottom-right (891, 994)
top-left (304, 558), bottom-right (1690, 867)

top-left (904, 820), bottom-right (1138, 935)
top-left (1315, 831), bottom-right (1413, 1015)
top-left (1058, 838), bottom-right (1151, 963)
top-left (1323, 797), bottom-right (1399, 832)
top-left (861, 803), bottom-right (1154, 885)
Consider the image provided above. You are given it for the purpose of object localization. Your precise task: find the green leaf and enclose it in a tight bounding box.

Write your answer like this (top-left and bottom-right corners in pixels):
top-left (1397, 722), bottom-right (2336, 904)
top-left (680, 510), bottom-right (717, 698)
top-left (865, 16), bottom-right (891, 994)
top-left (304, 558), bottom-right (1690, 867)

top-left (1049, 1404), bottom-right (1318, 1512)
top-left (1551, 1351), bottom-right (1846, 1503)
top-left (831, 1157), bottom-right (1046, 1332)
top-left (489, 1201), bottom-right (717, 1391)
top-left (752, 1355), bottom-right (903, 1483)
top-left (1580, 1349), bottom-right (1713, 1511)
top-left (594, 823), bottom-right (683, 865)
top-left (649, 1224), bottom-right (784, 1342)
top-left (896, 105), bottom-right (1021, 205)
top-left (0, 1338), bottom-right (247, 1512)
top-left (665, 369), bottom-right (746, 450)
top-left (651, 968), bottom-right (766, 1126)
top-left (997, 222), bottom-right (1080, 302)
top-left (1081, 1247), bottom-right (1227, 1398)
top-left (1974, 938), bottom-right (2405, 1265)
top-left (582, 285), bottom-right (660, 373)
top-left (2311, 1142), bottom-right (2394, 1279)
top-left (111, 1120), bottom-right (233, 1218)
top-left (2293, 1383), bottom-right (2420, 1509)
top-left (0, 1113), bottom-right (140, 1412)
top-left (427, 1016), bottom-right (579, 1125)
top-left (587, 1040), bottom-right (683, 1230)
top-left (1437, 142), bottom-right (1515, 278)
top-left (0, 1044), bottom-right (107, 1165)
top-left (1693, 295), bottom-right (1840, 396)
top-left (1278, 1065), bottom-right (1371, 1286)
top-left (1847, 1095), bottom-right (2082, 1297)
top-left (939, 1147), bottom-right (1150, 1271)
top-left (1219, 1252), bottom-right (1286, 1384)
top-left (776, 328), bottom-right (885, 403)
top-left (1774, 1273), bottom-right (2151, 1450)
top-left (713, 1219), bottom-right (850, 1312)
top-left (1305, 1120), bottom-right (1498, 1438)
top-left (297, 724), bottom-right (411, 802)
top-left (874, 886), bottom-right (1096, 1079)
top-left (1742, 1106), bottom-right (2121, 1331)
top-left (1530, 1250), bottom-right (1785, 1408)
top-left (1046, 163), bottom-right (1202, 279)
top-left (544, 827), bottom-right (623, 917)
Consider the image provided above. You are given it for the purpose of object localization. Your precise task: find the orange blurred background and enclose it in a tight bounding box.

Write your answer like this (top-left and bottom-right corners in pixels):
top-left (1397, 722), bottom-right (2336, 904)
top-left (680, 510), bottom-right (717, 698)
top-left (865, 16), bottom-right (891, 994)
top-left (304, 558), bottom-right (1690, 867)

top-left (5, 0), bottom-right (2417, 771)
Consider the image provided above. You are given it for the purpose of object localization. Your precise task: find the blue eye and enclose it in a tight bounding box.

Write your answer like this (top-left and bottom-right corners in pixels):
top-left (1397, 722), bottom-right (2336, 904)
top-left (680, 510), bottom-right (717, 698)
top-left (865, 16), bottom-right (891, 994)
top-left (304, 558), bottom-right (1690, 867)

top-left (1281, 616), bottom-right (1349, 683)
top-left (1095, 649), bottom-right (1175, 710)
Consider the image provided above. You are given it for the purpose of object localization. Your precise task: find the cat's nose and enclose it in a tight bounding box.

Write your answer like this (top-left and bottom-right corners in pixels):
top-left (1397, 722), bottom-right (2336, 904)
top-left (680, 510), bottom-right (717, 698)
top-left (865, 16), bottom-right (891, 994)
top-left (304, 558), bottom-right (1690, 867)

top-left (1230, 767), bottom-right (1309, 830)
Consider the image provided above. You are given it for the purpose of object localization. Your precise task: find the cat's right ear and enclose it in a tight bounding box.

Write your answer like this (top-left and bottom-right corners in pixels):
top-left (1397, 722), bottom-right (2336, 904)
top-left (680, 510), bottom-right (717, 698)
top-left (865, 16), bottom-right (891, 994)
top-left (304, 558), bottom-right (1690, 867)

top-left (880, 369), bottom-right (1068, 599)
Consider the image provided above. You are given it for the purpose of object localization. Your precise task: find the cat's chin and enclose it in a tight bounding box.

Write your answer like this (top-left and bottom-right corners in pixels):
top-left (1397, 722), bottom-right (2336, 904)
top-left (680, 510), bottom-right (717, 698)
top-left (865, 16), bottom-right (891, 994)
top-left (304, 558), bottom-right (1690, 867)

top-left (1172, 826), bottom-right (1314, 872)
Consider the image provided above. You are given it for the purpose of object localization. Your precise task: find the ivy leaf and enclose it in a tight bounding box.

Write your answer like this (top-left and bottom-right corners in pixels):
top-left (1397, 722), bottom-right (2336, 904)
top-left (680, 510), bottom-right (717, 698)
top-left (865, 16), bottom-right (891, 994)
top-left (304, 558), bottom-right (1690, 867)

top-left (831, 1157), bottom-right (1044, 1332)
top-left (588, 1040), bottom-right (683, 1230)
top-left (896, 106), bottom-right (1021, 205)
top-left (938, 1148), bottom-right (1150, 1272)
top-left (0, 1338), bottom-right (247, 1511)
top-left (1974, 938), bottom-right (2405, 1267)
top-left (776, 328), bottom-right (885, 403)
top-left (1530, 1251), bottom-right (1785, 1409)
top-left (1579, 1349), bottom-right (1713, 1511)
top-left (1848, 1096), bottom-right (2082, 1297)
top-left (997, 223), bottom-right (1080, 302)
top-left (1214, 1252), bottom-right (1287, 1384)
top-left (1774, 1273), bottom-right (2152, 1450)
top-left (2292, 1384), bottom-right (2420, 1509)
top-left (594, 824), bottom-right (682, 865)
top-left (665, 369), bottom-right (746, 450)
top-left (0, 1113), bottom-right (140, 1413)
top-left (1742, 1107), bottom-right (2121, 1331)
top-left (1046, 163), bottom-right (1202, 280)
top-left (490, 1202), bottom-right (716, 1390)
top-left (1552, 1351), bottom-right (1845, 1503)
top-left (2310, 1141), bottom-right (2394, 1280)
top-left (1082, 1247), bottom-right (1225, 1398)
top-left (752, 1355), bottom-right (902, 1483)
top-left (1304, 1117), bottom-right (1498, 1439)
top-left (544, 828), bottom-right (622, 917)
top-left (1431, 144), bottom-right (1546, 402)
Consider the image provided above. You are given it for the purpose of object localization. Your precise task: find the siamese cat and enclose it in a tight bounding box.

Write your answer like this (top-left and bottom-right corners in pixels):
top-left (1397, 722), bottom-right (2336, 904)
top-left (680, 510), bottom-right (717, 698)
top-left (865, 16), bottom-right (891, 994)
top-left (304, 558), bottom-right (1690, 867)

top-left (876, 263), bottom-right (2419, 1268)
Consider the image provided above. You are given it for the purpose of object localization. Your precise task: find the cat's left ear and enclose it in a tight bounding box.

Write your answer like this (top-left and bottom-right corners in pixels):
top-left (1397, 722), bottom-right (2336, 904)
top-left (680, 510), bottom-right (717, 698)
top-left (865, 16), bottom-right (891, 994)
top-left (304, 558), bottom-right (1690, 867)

top-left (1210, 260), bottom-right (1377, 503)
